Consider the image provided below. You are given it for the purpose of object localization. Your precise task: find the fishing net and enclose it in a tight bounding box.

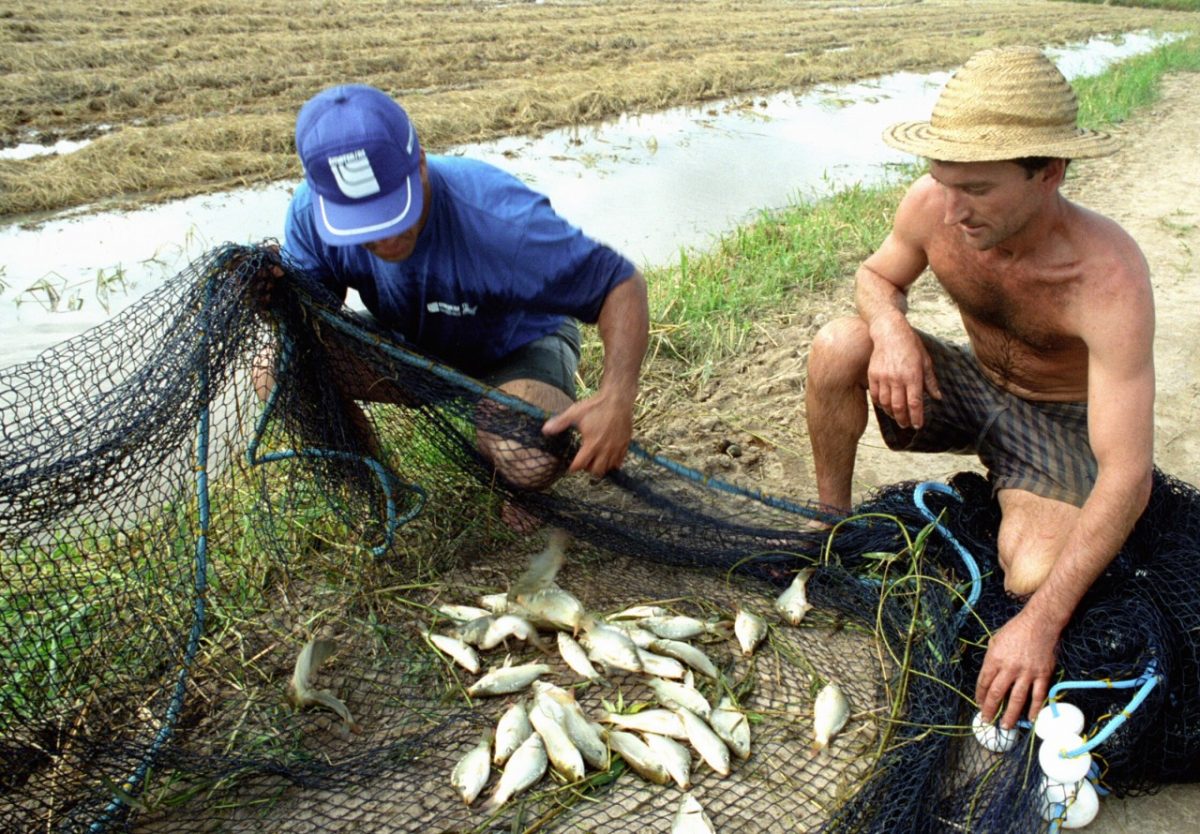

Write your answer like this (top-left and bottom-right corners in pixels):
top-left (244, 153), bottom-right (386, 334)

top-left (2, 242), bottom-right (1198, 833)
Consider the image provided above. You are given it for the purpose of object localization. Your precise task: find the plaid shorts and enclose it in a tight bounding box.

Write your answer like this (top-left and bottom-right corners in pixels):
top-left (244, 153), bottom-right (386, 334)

top-left (875, 332), bottom-right (1096, 507)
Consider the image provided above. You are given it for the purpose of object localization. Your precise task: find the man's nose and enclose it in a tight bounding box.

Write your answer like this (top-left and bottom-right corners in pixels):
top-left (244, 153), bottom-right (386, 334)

top-left (943, 191), bottom-right (969, 225)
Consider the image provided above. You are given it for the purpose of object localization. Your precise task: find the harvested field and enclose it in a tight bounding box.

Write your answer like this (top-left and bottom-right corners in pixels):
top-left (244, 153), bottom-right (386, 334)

top-left (0, 0), bottom-right (1192, 218)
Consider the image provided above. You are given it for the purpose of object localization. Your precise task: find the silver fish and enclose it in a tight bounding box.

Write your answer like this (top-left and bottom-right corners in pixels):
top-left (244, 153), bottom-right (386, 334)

top-left (288, 638), bottom-right (359, 733)
top-left (640, 615), bottom-right (709, 641)
top-left (609, 604), bottom-right (672, 620)
top-left (648, 639), bottom-right (720, 680)
top-left (467, 662), bottom-right (552, 697)
top-left (508, 527), bottom-right (570, 600)
top-left (637, 648), bottom-right (687, 680)
top-left (450, 729), bottom-right (492, 805)
top-left (605, 729), bottom-right (671, 785)
top-left (452, 615), bottom-right (495, 648)
top-left (533, 683), bottom-right (609, 770)
top-left (493, 700), bottom-right (532, 765)
top-left (604, 708), bottom-right (688, 740)
top-left (775, 567), bottom-right (815, 625)
top-left (812, 681), bottom-right (850, 754)
top-left (677, 708), bottom-right (730, 776)
top-left (485, 732), bottom-right (547, 811)
top-left (673, 793), bottom-right (717, 834)
top-left (649, 677), bottom-right (712, 720)
top-left (710, 696), bottom-right (751, 760)
top-left (438, 604), bottom-right (492, 623)
top-left (425, 631), bottom-right (481, 674)
top-left (580, 617), bottom-right (644, 673)
top-left (528, 694), bottom-right (585, 781)
top-left (481, 614), bottom-right (546, 651)
top-left (644, 732), bottom-right (692, 789)
top-left (519, 585), bottom-right (586, 635)
top-left (734, 608), bottom-right (767, 656)
top-left (480, 592), bottom-right (514, 615)
top-left (557, 632), bottom-right (602, 681)
top-left (613, 621), bottom-right (659, 649)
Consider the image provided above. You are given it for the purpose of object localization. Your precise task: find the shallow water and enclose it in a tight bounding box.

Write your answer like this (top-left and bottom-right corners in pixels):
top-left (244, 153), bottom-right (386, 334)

top-left (0, 30), bottom-right (1179, 369)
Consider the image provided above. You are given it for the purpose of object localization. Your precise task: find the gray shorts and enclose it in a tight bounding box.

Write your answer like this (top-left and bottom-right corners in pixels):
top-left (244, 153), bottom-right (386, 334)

top-left (481, 319), bottom-right (581, 399)
top-left (875, 333), bottom-right (1096, 507)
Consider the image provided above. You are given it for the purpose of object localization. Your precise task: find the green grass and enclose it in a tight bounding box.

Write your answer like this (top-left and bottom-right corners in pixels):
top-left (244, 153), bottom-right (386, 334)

top-left (1076, 33), bottom-right (1200, 127)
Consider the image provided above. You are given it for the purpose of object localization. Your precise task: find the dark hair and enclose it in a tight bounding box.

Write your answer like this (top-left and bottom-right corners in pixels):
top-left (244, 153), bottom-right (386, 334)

top-left (1014, 156), bottom-right (1070, 178)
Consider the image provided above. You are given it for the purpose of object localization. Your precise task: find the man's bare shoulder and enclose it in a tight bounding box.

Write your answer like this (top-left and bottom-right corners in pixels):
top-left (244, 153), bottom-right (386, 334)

top-left (1067, 200), bottom-right (1151, 291)
top-left (891, 174), bottom-right (943, 244)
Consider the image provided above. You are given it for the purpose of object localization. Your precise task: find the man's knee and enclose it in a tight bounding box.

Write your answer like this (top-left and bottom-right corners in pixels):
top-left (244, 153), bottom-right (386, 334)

top-left (477, 379), bottom-right (574, 491)
top-left (807, 317), bottom-right (871, 386)
top-left (996, 491), bottom-right (1078, 596)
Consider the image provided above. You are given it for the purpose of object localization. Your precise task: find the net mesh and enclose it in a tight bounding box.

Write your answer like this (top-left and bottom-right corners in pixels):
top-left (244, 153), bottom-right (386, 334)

top-left (2, 243), bottom-right (1197, 833)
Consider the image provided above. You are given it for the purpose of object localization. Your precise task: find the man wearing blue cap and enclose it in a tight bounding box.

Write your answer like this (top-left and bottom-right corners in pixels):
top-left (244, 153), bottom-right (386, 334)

top-left (278, 84), bottom-right (649, 529)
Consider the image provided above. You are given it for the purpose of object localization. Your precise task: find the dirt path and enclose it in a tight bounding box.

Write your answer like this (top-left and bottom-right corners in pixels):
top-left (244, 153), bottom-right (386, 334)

top-left (651, 72), bottom-right (1200, 505)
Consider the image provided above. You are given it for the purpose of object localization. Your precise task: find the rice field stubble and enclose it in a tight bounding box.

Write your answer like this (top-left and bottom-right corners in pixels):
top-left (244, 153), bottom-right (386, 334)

top-left (0, 0), bottom-right (1192, 219)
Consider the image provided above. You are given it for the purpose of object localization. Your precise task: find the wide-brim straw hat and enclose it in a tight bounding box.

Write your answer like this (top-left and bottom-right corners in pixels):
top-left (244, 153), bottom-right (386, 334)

top-left (882, 46), bottom-right (1120, 161)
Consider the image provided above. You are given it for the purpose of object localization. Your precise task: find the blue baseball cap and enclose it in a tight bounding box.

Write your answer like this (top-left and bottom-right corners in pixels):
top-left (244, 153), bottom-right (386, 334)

top-left (295, 84), bottom-right (425, 246)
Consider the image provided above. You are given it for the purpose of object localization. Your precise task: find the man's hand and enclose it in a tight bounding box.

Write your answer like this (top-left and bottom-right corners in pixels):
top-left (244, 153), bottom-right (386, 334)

top-left (866, 318), bottom-right (942, 429)
top-left (541, 389), bottom-right (633, 478)
top-left (975, 605), bottom-right (1061, 730)
top-left (222, 243), bottom-right (284, 311)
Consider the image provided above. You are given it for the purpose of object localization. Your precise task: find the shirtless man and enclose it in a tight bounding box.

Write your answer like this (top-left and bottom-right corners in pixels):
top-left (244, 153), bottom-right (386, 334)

top-left (804, 47), bottom-right (1154, 730)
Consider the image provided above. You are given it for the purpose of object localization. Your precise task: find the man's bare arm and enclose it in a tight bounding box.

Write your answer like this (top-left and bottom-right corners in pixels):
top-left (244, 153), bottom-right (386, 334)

top-left (977, 242), bottom-right (1155, 729)
top-left (856, 176), bottom-right (943, 428)
top-left (542, 271), bottom-right (649, 476)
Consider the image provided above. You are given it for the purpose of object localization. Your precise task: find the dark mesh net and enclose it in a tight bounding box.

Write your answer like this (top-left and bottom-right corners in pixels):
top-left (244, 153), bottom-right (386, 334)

top-left (2, 243), bottom-right (1197, 833)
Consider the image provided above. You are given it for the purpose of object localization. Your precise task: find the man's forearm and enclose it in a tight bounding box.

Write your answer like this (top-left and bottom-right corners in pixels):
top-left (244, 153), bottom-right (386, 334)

top-left (855, 264), bottom-right (912, 337)
top-left (1023, 467), bottom-right (1152, 630)
top-left (595, 272), bottom-right (649, 404)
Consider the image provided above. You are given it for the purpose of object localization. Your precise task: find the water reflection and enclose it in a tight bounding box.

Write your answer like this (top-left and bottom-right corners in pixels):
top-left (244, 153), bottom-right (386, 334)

top-left (0, 30), bottom-right (1180, 368)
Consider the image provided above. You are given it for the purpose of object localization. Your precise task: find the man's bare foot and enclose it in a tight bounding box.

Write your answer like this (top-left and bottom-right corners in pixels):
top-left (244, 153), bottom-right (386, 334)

top-left (500, 499), bottom-right (543, 534)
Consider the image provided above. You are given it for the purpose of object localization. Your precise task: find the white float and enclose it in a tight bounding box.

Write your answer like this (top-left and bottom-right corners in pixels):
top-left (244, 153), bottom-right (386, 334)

top-left (971, 710), bottom-right (1020, 753)
top-left (1035, 702), bottom-right (1086, 741)
top-left (1038, 732), bottom-right (1093, 784)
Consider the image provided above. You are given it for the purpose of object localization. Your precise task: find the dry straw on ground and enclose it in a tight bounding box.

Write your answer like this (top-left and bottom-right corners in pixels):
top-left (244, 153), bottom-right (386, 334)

top-left (0, 0), bottom-right (1187, 218)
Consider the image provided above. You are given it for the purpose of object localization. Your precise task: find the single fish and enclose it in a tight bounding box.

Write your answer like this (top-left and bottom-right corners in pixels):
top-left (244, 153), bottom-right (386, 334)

top-left (580, 616), bottom-right (644, 673)
top-left (648, 639), bottom-right (720, 680)
top-left (519, 585), bottom-right (586, 635)
top-left (604, 708), bottom-right (688, 740)
top-left (812, 681), bottom-right (851, 754)
top-left (609, 604), bottom-right (672, 620)
top-left (637, 648), bottom-right (686, 680)
top-left (734, 608), bottom-right (767, 656)
top-left (481, 614), bottom-right (547, 651)
top-left (557, 632), bottom-right (602, 681)
top-left (508, 527), bottom-right (570, 600)
top-left (288, 638), bottom-right (360, 733)
top-left (450, 729), bottom-right (493, 805)
top-left (425, 631), bottom-right (481, 674)
top-left (480, 592), bottom-right (514, 615)
top-left (485, 732), bottom-right (547, 811)
top-left (677, 708), bottom-right (730, 776)
top-left (644, 732), bottom-right (692, 789)
top-left (612, 621), bottom-right (659, 649)
top-left (649, 677), bottom-right (712, 720)
top-left (452, 615), bottom-right (495, 648)
top-left (673, 793), bottom-right (717, 834)
top-left (640, 615), bottom-right (709, 641)
top-left (710, 696), bottom-right (751, 760)
top-left (776, 567), bottom-right (815, 625)
top-left (438, 604), bottom-right (491, 623)
top-left (533, 683), bottom-right (609, 770)
top-left (467, 662), bottom-right (552, 697)
top-left (494, 700), bottom-right (532, 766)
top-left (604, 729), bottom-right (671, 785)
top-left (528, 694), bottom-right (585, 781)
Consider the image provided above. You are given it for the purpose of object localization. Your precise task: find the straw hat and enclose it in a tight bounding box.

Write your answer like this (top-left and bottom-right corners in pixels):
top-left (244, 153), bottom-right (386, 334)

top-left (882, 46), bottom-right (1120, 161)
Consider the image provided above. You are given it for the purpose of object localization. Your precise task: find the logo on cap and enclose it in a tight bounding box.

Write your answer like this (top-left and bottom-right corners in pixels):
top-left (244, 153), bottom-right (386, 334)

top-left (328, 149), bottom-right (381, 199)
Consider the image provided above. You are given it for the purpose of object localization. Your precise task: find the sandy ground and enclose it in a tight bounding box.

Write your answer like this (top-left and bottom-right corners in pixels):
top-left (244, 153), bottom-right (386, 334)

top-left (649, 74), bottom-right (1200, 830)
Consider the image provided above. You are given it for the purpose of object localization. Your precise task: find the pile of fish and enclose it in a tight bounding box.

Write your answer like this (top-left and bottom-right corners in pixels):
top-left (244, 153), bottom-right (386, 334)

top-left (421, 532), bottom-right (853, 830)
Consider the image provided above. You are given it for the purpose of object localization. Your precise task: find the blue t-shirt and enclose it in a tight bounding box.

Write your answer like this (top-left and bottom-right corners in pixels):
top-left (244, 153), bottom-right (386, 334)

top-left (284, 155), bottom-right (636, 376)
